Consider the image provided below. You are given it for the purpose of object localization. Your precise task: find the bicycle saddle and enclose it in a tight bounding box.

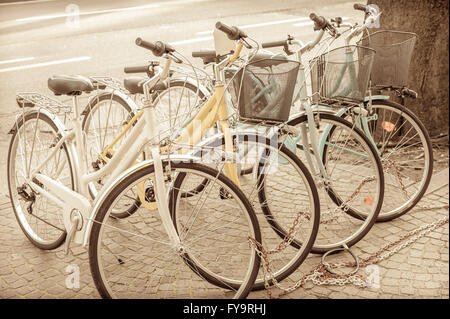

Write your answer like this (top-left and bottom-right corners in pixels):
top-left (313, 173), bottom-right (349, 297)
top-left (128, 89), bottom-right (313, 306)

top-left (48, 75), bottom-right (94, 96)
top-left (123, 77), bottom-right (168, 95)
top-left (124, 76), bottom-right (146, 94)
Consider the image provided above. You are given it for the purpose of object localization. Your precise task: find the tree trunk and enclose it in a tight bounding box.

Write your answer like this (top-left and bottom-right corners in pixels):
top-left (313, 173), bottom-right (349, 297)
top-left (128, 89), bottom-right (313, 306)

top-left (365, 0), bottom-right (449, 137)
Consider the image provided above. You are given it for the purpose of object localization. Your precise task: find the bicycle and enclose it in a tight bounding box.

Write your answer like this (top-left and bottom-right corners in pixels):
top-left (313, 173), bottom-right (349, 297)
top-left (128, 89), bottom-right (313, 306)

top-left (85, 17), bottom-right (385, 257)
top-left (216, 14), bottom-right (385, 255)
top-left (261, 4), bottom-right (431, 222)
top-left (8, 61), bottom-right (263, 298)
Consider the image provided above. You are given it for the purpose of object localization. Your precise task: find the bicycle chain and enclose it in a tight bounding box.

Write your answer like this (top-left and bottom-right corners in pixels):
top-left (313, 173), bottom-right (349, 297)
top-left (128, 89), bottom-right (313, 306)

top-left (320, 175), bottom-right (376, 224)
top-left (384, 159), bottom-right (409, 199)
top-left (249, 201), bottom-right (449, 298)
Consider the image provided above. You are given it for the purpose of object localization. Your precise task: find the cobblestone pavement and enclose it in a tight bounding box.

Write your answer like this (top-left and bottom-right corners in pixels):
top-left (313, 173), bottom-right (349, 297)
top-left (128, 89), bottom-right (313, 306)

top-left (0, 163), bottom-right (448, 299)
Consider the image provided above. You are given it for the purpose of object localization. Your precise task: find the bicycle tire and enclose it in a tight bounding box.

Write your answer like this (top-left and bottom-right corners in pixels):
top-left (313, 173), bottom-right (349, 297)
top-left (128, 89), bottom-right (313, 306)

top-left (287, 113), bottom-right (384, 254)
top-left (7, 110), bottom-right (74, 249)
top-left (188, 133), bottom-right (320, 289)
top-left (342, 99), bottom-right (433, 221)
top-left (89, 161), bottom-right (261, 299)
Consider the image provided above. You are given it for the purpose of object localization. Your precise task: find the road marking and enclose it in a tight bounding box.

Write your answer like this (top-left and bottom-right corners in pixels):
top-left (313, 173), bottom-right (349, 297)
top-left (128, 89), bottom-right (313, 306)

top-left (197, 17), bottom-right (310, 35)
top-left (0, 57), bottom-right (35, 65)
top-left (292, 21), bottom-right (314, 27)
top-left (0, 0), bottom-right (56, 6)
top-left (0, 56), bottom-right (91, 73)
top-left (169, 36), bottom-right (213, 46)
top-left (15, 0), bottom-right (208, 23)
top-left (15, 4), bottom-right (161, 22)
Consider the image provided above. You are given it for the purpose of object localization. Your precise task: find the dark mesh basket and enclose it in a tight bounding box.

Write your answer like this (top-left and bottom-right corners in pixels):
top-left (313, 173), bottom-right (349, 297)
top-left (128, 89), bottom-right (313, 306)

top-left (310, 45), bottom-right (376, 106)
top-left (226, 58), bottom-right (300, 124)
top-left (357, 30), bottom-right (417, 88)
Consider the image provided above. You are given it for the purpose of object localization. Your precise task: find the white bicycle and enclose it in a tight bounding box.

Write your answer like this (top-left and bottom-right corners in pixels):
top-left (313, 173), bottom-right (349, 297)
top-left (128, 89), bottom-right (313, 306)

top-left (7, 53), bottom-right (262, 298)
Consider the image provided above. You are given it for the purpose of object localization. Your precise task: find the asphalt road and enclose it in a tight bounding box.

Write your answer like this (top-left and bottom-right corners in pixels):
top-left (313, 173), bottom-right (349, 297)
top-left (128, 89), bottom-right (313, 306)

top-left (0, 0), bottom-right (363, 194)
top-left (0, 0), bottom-right (364, 112)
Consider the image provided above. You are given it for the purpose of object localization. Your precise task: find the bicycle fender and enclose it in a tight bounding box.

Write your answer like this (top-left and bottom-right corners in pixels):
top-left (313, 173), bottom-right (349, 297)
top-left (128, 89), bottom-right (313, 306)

top-left (8, 107), bottom-right (80, 190)
top-left (85, 89), bottom-right (140, 114)
top-left (365, 94), bottom-right (389, 101)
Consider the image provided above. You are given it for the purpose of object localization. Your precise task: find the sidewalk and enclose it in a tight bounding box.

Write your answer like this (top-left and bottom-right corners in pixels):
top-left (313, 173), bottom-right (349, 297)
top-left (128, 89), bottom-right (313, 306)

top-left (0, 167), bottom-right (448, 299)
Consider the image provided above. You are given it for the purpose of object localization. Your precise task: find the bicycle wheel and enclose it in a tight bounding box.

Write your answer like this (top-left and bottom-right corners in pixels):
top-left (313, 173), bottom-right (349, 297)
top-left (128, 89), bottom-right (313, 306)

top-left (82, 93), bottom-right (134, 185)
top-left (344, 99), bottom-right (433, 221)
top-left (89, 161), bottom-right (261, 299)
top-left (82, 93), bottom-right (141, 218)
top-left (7, 110), bottom-right (74, 249)
top-left (188, 133), bottom-right (320, 290)
top-left (286, 113), bottom-right (384, 254)
top-left (152, 79), bottom-right (206, 138)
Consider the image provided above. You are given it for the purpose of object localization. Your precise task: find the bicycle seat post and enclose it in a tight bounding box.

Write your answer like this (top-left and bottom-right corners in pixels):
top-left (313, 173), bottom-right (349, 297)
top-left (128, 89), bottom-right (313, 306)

top-left (72, 94), bottom-right (88, 182)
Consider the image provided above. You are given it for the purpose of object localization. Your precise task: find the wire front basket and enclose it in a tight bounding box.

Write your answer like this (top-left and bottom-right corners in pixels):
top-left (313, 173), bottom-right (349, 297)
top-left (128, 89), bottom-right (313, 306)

top-left (226, 58), bottom-right (300, 124)
top-left (357, 30), bottom-right (417, 88)
top-left (310, 45), bottom-right (376, 107)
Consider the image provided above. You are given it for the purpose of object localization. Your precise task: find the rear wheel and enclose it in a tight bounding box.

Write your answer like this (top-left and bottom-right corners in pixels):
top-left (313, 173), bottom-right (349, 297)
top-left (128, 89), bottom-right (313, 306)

top-left (81, 93), bottom-right (139, 218)
top-left (344, 99), bottom-right (433, 221)
top-left (7, 111), bottom-right (74, 249)
top-left (152, 79), bottom-right (206, 138)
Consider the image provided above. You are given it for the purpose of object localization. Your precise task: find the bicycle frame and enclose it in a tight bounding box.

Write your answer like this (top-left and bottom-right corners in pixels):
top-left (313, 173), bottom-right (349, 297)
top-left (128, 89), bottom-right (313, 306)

top-left (19, 58), bottom-right (192, 249)
top-left (99, 43), bottom-right (245, 189)
top-left (277, 13), bottom-right (389, 180)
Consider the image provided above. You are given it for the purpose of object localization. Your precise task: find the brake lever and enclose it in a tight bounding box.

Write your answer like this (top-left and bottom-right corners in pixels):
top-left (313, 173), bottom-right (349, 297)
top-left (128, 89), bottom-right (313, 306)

top-left (283, 35), bottom-right (295, 56)
top-left (167, 53), bottom-right (183, 64)
top-left (241, 38), bottom-right (253, 49)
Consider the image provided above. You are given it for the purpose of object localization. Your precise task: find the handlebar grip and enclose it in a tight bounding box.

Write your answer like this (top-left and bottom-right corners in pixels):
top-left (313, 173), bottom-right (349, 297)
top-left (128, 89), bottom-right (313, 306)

top-left (309, 13), bottom-right (327, 31)
top-left (261, 40), bottom-right (287, 48)
top-left (192, 50), bottom-right (216, 58)
top-left (124, 65), bottom-right (150, 74)
top-left (354, 3), bottom-right (367, 11)
top-left (158, 41), bottom-right (175, 53)
top-left (135, 38), bottom-right (176, 57)
top-left (402, 88), bottom-right (418, 99)
top-left (215, 21), bottom-right (247, 40)
top-left (135, 37), bottom-right (157, 52)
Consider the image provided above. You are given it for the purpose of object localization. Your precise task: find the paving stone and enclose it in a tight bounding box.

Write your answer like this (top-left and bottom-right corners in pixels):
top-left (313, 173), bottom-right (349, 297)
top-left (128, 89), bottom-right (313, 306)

top-left (14, 264), bottom-right (33, 276)
top-left (0, 162), bottom-right (448, 299)
top-left (399, 286), bottom-right (415, 295)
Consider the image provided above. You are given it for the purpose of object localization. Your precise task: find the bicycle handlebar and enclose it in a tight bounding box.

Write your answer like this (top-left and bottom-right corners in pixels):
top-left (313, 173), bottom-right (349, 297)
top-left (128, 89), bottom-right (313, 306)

top-left (310, 13), bottom-right (327, 31)
top-left (353, 3), bottom-right (368, 12)
top-left (124, 65), bottom-right (150, 74)
top-left (402, 87), bottom-right (418, 99)
top-left (192, 50), bottom-right (216, 58)
top-left (309, 13), bottom-right (338, 36)
top-left (135, 38), bottom-right (175, 57)
top-left (215, 21), bottom-right (247, 40)
top-left (261, 39), bottom-right (287, 49)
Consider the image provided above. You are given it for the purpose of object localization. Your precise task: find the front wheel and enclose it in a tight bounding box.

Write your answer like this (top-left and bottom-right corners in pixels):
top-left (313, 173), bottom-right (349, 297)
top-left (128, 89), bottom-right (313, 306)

top-left (188, 133), bottom-right (320, 290)
top-left (89, 161), bottom-right (261, 299)
top-left (286, 113), bottom-right (384, 254)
